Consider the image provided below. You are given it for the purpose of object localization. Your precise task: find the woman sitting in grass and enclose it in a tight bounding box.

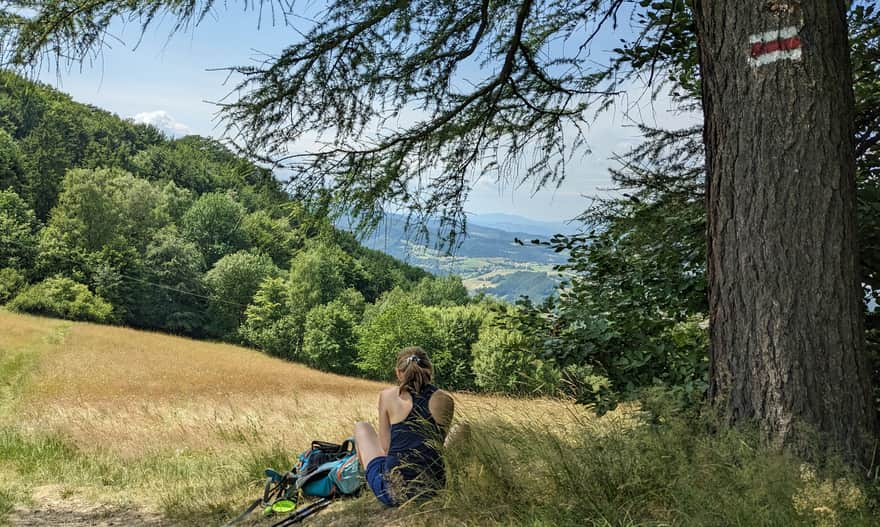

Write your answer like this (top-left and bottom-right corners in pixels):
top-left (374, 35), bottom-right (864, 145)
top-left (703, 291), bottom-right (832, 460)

top-left (354, 347), bottom-right (455, 506)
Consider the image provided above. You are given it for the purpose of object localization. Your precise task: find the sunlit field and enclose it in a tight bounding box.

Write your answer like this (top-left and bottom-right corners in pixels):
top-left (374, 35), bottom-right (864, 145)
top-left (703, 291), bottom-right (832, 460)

top-left (1, 310), bottom-right (875, 527)
top-left (0, 310), bottom-right (600, 525)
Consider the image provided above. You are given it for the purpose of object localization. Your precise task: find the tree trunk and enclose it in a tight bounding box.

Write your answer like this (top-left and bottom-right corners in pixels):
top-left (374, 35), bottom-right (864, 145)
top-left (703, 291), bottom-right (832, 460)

top-left (693, 0), bottom-right (877, 467)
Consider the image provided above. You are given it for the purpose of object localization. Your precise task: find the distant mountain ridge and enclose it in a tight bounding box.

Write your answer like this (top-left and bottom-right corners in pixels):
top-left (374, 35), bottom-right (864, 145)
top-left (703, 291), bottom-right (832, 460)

top-left (466, 212), bottom-right (580, 238)
top-left (344, 212), bottom-right (568, 265)
top-left (339, 212), bottom-right (580, 301)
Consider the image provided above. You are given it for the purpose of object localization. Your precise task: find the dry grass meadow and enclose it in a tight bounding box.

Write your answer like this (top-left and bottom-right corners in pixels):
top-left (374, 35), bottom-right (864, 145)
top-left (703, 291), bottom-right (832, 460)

top-left (2, 309), bottom-right (876, 527)
top-left (0, 310), bottom-right (603, 526)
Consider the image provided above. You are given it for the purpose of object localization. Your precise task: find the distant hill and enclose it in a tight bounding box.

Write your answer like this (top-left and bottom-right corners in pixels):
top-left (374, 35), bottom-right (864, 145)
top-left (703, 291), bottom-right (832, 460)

top-left (467, 212), bottom-right (580, 238)
top-left (340, 213), bottom-right (578, 302)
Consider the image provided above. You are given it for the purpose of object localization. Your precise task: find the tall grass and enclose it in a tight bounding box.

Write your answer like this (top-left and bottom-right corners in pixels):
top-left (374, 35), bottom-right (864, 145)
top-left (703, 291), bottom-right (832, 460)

top-left (1, 311), bottom-right (877, 526)
top-left (386, 408), bottom-right (877, 527)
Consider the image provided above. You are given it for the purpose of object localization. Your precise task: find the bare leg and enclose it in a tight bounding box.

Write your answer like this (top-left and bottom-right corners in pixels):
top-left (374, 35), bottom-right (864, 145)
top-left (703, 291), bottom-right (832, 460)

top-left (354, 421), bottom-right (385, 468)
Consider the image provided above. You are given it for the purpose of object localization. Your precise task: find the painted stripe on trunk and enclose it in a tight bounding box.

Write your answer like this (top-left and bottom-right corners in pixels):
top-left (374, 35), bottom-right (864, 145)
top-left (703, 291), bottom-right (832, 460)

top-left (748, 26), bottom-right (799, 44)
top-left (748, 26), bottom-right (803, 67)
top-left (751, 36), bottom-right (802, 57)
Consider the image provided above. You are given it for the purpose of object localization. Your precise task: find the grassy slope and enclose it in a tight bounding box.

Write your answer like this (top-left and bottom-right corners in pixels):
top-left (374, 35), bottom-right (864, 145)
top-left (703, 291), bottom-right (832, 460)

top-left (0, 310), bottom-right (876, 526)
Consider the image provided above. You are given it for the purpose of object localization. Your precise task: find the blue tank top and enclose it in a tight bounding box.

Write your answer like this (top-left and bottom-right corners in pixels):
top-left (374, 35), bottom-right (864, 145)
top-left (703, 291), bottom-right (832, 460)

top-left (384, 384), bottom-right (446, 498)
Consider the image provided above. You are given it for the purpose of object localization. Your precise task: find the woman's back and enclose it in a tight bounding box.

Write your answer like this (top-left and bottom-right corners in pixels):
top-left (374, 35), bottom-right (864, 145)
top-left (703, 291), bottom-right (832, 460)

top-left (385, 385), bottom-right (450, 496)
top-left (355, 347), bottom-right (455, 506)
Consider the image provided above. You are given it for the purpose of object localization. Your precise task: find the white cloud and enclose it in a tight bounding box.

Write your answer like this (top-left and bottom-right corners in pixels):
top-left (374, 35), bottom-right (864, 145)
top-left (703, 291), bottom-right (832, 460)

top-left (131, 110), bottom-right (191, 137)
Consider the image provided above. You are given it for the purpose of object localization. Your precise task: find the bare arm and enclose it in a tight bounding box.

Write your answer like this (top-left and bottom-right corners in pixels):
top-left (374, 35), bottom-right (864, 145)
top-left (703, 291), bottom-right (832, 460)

top-left (429, 390), bottom-right (455, 434)
top-left (377, 390), bottom-right (391, 453)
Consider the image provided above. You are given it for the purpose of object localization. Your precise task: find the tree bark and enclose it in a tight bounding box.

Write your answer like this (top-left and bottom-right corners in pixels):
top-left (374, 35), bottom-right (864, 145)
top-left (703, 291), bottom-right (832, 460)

top-left (693, 0), bottom-right (877, 467)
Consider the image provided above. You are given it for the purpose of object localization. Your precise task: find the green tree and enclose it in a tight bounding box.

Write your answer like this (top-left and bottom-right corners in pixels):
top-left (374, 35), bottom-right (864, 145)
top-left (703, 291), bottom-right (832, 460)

top-left (427, 304), bottom-right (485, 390)
top-left (180, 192), bottom-right (248, 266)
top-left (302, 300), bottom-right (359, 374)
top-left (240, 276), bottom-right (300, 359)
top-left (139, 227), bottom-right (207, 335)
top-left (204, 251), bottom-right (280, 338)
top-left (412, 276), bottom-right (470, 307)
top-left (17, 103), bottom-right (86, 219)
top-left (288, 241), bottom-right (364, 311)
top-left (530, 127), bottom-right (708, 408)
top-left (48, 167), bottom-right (168, 253)
top-left (334, 288), bottom-right (367, 321)
top-left (241, 209), bottom-right (299, 267)
top-left (0, 188), bottom-right (38, 271)
top-left (0, 129), bottom-right (24, 191)
top-left (130, 139), bottom-right (212, 193)
top-left (87, 245), bottom-right (150, 324)
top-left (356, 289), bottom-right (439, 380)
top-left (157, 181), bottom-right (195, 222)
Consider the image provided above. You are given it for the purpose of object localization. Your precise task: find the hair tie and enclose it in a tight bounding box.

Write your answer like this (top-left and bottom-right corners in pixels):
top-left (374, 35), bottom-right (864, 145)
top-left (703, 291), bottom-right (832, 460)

top-left (407, 355), bottom-right (421, 365)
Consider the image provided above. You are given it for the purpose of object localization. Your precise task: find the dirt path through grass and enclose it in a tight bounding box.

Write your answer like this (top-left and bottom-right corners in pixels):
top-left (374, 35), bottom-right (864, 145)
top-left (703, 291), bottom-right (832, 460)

top-left (8, 486), bottom-right (170, 527)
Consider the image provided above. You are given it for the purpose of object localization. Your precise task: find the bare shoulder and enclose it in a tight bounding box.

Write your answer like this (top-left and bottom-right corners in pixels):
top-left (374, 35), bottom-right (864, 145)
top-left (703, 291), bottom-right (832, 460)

top-left (378, 386), bottom-right (398, 404)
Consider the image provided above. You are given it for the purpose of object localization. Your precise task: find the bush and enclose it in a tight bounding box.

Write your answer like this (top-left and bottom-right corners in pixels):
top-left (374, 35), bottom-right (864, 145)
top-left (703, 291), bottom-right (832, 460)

top-left (471, 326), bottom-right (559, 395)
top-left (0, 268), bottom-right (26, 304)
top-left (557, 363), bottom-right (616, 414)
top-left (8, 276), bottom-right (114, 323)
top-left (302, 301), bottom-right (359, 374)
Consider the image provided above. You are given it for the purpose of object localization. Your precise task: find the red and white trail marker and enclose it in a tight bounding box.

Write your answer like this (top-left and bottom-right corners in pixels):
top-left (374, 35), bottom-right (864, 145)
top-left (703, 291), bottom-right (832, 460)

top-left (748, 26), bottom-right (802, 67)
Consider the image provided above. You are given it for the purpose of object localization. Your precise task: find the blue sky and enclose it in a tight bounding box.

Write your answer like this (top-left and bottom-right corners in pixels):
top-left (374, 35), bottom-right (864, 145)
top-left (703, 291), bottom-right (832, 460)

top-left (37, 4), bottom-right (697, 222)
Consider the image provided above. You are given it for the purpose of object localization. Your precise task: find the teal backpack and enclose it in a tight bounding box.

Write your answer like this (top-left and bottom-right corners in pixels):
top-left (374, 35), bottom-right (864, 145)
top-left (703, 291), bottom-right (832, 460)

top-left (293, 439), bottom-right (363, 497)
top-left (223, 438), bottom-right (363, 527)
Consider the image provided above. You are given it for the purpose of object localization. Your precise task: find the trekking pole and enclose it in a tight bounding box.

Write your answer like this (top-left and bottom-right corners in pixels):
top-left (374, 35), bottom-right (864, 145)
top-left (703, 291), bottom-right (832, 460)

top-left (269, 498), bottom-right (332, 527)
top-left (221, 497), bottom-right (264, 527)
top-left (222, 472), bottom-right (290, 527)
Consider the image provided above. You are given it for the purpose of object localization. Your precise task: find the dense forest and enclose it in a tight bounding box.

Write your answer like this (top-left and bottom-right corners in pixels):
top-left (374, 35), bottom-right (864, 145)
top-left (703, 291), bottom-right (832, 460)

top-left (0, 71), bottom-right (581, 395)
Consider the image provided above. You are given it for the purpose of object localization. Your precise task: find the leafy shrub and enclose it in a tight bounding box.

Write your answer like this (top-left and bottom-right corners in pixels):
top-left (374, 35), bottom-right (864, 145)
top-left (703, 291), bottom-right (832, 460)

top-left (240, 277), bottom-right (300, 359)
top-left (557, 363), bottom-right (616, 413)
top-left (8, 276), bottom-right (114, 323)
top-left (0, 268), bottom-right (26, 304)
top-left (302, 301), bottom-right (359, 374)
top-left (471, 326), bottom-right (559, 395)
